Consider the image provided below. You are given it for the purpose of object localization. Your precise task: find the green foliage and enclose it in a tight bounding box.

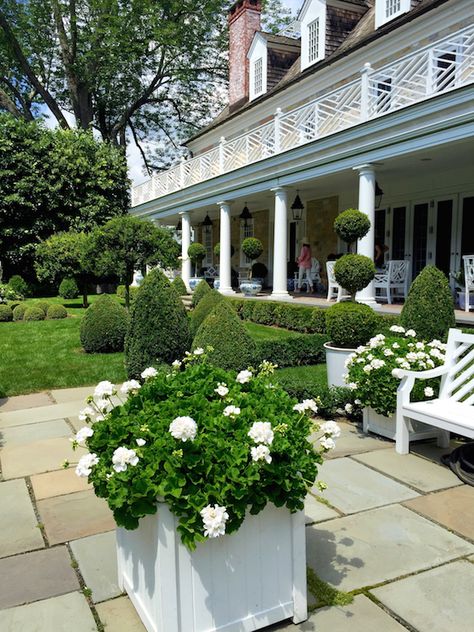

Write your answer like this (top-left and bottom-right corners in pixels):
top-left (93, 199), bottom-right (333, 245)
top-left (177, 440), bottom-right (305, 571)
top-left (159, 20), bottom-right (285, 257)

top-left (188, 242), bottom-right (206, 276)
top-left (241, 237), bottom-right (263, 261)
top-left (333, 209), bottom-right (370, 245)
top-left (8, 275), bottom-right (30, 297)
top-left (34, 301), bottom-right (50, 316)
top-left (306, 567), bottom-right (353, 609)
top-left (252, 262), bottom-right (268, 279)
top-left (214, 243), bottom-right (235, 257)
top-left (190, 290), bottom-right (225, 337)
top-left (325, 302), bottom-right (378, 348)
top-left (334, 254), bottom-right (375, 298)
top-left (46, 304), bottom-right (68, 320)
top-left (59, 278), bottom-right (79, 299)
top-left (24, 306), bottom-right (45, 321)
top-left (125, 269), bottom-right (191, 379)
top-left (228, 298), bottom-right (327, 334)
top-left (171, 276), bottom-right (188, 296)
top-left (80, 355), bottom-right (325, 548)
top-left (116, 285), bottom-right (139, 302)
top-left (254, 334), bottom-right (328, 367)
top-left (193, 301), bottom-right (257, 371)
top-left (80, 295), bottom-right (129, 353)
top-left (191, 279), bottom-right (211, 307)
top-left (12, 303), bottom-right (28, 321)
top-left (400, 266), bottom-right (455, 341)
top-left (0, 305), bottom-right (13, 321)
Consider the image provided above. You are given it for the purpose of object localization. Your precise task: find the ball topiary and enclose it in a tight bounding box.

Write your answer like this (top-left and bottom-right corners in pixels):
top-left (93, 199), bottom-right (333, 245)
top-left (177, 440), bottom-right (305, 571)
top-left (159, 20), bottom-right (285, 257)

top-left (400, 265), bottom-right (455, 341)
top-left (190, 289), bottom-right (225, 337)
top-left (334, 209), bottom-right (370, 246)
top-left (58, 277), bottom-right (79, 299)
top-left (125, 269), bottom-right (191, 378)
top-left (13, 303), bottom-right (28, 321)
top-left (80, 295), bottom-right (129, 353)
top-left (325, 301), bottom-right (378, 348)
top-left (24, 306), bottom-right (46, 321)
top-left (34, 301), bottom-right (50, 316)
top-left (191, 278), bottom-right (211, 307)
top-left (242, 237), bottom-right (263, 261)
top-left (171, 276), bottom-right (188, 296)
top-left (7, 274), bottom-right (30, 298)
top-left (193, 301), bottom-right (257, 371)
top-left (47, 304), bottom-right (68, 319)
top-left (334, 254), bottom-right (375, 299)
top-left (0, 305), bottom-right (13, 321)
top-left (188, 242), bottom-right (206, 276)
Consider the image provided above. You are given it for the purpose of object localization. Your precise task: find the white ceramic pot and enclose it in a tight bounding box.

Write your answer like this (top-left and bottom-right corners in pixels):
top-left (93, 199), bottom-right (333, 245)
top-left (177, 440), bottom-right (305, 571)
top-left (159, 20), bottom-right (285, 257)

top-left (116, 502), bottom-right (307, 632)
top-left (362, 407), bottom-right (439, 442)
top-left (213, 278), bottom-right (220, 290)
top-left (189, 277), bottom-right (203, 291)
top-left (240, 279), bottom-right (262, 296)
top-left (324, 342), bottom-right (356, 388)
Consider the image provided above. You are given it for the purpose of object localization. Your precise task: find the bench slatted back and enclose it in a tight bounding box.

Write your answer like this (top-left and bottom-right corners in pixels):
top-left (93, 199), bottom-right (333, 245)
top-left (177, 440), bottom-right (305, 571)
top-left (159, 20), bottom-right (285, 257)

top-left (440, 328), bottom-right (474, 404)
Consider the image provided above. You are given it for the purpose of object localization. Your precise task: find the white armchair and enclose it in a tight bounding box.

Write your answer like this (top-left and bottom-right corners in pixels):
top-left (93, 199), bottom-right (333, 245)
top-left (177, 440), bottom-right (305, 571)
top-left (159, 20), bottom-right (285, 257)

top-left (463, 255), bottom-right (474, 312)
top-left (326, 261), bottom-right (349, 302)
top-left (374, 260), bottom-right (410, 304)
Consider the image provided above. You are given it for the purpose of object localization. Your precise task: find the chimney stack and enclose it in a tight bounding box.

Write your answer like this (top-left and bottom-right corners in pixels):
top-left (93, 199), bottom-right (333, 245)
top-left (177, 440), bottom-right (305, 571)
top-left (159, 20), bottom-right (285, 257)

top-left (228, 0), bottom-right (262, 110)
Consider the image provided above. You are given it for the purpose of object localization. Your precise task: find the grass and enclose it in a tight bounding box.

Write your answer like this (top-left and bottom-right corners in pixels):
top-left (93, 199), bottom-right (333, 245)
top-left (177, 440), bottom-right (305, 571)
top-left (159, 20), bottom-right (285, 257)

top-left (307, 567), bottom-right (353, 610)
top-left (275, 364), bottom-right (328, 387)
top-left (243, 322), bottom-right (295, 340)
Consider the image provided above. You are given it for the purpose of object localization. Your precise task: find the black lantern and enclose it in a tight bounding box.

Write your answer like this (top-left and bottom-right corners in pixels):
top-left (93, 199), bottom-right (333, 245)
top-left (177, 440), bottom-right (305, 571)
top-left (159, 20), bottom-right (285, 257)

top-left (202, 213), bottom-right (213, 234)
top-left (175, 218), bottom-right (182, 232)
top-left (375, 182), bottom-right (384, 209)
top-left (291, 192), bottom-right (304, 221)
top-left (239, 203), bottom-right (252, 226)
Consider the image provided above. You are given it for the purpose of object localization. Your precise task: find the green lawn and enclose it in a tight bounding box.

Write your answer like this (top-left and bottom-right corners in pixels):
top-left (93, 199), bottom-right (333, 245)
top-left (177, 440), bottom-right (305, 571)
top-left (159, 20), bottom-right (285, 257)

top-left (243, 322), bottom-right (295, 340)
top-left (275, 364), bottom-right (328, 388)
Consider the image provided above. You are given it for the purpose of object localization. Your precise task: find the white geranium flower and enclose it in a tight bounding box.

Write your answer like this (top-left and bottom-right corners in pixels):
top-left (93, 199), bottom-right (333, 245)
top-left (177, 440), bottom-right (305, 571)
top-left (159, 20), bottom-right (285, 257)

top-left (383, 349), bottom-right (394, 357)
top-left (95, 398), bottom-right (111, 414)
top-left (390, 325), bottom-right (405, 333)
top-left (223, 405), bottom-right (240, 417)
top-left (215, 383), bottom-right (229, 397)
top-left (194, 347), bottom-right (204, 355)
top-left (405, 329), bottom-right (416, 337)
top-left (120, 380), bottom-right (141, 395)
top-left (345, 403), bottom-right (353, 414)
top-left (347, 382), bottom-right (358, 390)
top-left (112, 447), bottom-right (139, 473)
top-left (236, 370), bottom-right (252, 384)
top-left (355, 345), bottom-right (366, 354)
top-left (78, 406), bottom-right (95, 423)
top-left (141, 367), bottom-right (158, 380)
top-left (320, 437), bottom-right (336, 450)
top-left (248, 421), bottom-right (274, 445)
top-left (392, 368), bottom-right (404, 379)
top-left (355, 399), bottom-right (362, 405)
top-left (424, 387), bottom-right (434, 398)
top-left (171, 360), bottom-right (182, 369)
top-left (136, 438), bottom-right (146, 447)
top-left (415, 342), bottom-right (425, 350)
top-left (94, 381), bottom-right (116, 398)
top-left (72, 426), bottom-right (94, 446)
top-left (169, 416), bottom-right (197, 442)
top-left (200, 504), bottom-right (229, 538)
top-left (371, 359), bottom-right (385, 369)
top-left (367, 353), bottom-right (374, 361)
top-left (363, 364), bottom-right (373, 373)
top-left (251, 445), bottom-right (272, 464)
top-left (392, 342), bottom-right (400, 349)
top-left (293, 399), bottom-right (318, 414)
top-left (75, 453), bottom-right (99, 477)
top-left (320, 421), bottom-right (341, 438)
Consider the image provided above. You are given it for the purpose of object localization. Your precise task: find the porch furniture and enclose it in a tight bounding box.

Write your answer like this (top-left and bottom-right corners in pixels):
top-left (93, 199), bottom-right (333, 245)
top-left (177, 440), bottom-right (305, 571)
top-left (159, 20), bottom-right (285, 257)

top-left (294, 258), bottom-right (321, 293)
top-left (374, 260), bottom-right (410, 304)
top-left (396, 328), bottom-right (474, 455)
top-left (462, 255), bottom-right (474, 312)
top-left (326, 261), bottom-right (349, 302)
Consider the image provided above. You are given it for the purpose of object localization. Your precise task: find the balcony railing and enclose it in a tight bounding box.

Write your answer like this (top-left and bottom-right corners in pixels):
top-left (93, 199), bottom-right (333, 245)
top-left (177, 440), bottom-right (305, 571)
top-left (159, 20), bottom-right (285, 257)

top-left (132, 25), bottom-right (474, 207)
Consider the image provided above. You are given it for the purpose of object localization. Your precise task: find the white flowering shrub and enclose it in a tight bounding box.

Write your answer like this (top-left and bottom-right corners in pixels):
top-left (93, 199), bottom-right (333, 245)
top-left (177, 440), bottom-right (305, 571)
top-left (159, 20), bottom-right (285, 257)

top-left (69, 351), bottom-right (339, 549)
top-left (345, 326), bottom-right (446, 417)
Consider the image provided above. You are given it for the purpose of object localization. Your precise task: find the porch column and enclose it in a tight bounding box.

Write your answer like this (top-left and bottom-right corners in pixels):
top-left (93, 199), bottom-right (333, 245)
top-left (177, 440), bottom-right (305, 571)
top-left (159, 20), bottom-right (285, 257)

top-left (180, 211), bottom-right (191, 292)
top-left (218, 201), bottom-right (235, 295)
top-left (353, 164), bottom-right (377, 307)
top-left (271, 187), bottom-right (292, 300)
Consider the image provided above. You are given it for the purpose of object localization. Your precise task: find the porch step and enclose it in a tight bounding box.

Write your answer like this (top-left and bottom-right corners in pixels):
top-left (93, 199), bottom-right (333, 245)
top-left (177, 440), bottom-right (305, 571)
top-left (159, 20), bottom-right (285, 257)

top-left (181, 295), bottom-right (193, 310)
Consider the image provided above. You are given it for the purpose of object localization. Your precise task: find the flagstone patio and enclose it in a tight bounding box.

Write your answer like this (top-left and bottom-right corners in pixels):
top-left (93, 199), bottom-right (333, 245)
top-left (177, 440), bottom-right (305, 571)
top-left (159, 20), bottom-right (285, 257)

top-left (1, 388), bottom-right (474, 631)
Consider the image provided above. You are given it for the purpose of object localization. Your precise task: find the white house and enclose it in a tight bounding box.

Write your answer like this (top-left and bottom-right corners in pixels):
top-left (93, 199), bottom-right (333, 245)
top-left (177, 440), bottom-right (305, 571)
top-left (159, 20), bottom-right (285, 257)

top-left (130, 0), bottom-right (474, 303)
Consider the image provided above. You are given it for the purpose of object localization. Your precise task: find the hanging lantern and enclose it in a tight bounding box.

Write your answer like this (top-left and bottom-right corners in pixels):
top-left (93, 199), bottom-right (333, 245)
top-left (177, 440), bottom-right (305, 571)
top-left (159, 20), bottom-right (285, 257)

top-left (290, 192), bottom-right (304, 221)
top-left (202, 213), bottom-right (213, 232)
top-left (175, 218), bottom-right (182, 232)
top-left (239, 203), bottom-right (252, 226)
top-left (375, 182), bottom-right (384, 209)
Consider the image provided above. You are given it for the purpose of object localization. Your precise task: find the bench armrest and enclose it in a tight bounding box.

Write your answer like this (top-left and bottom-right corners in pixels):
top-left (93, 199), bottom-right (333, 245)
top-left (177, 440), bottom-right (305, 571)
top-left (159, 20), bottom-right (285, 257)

top-left (395, 363), bottom-right (449, 380)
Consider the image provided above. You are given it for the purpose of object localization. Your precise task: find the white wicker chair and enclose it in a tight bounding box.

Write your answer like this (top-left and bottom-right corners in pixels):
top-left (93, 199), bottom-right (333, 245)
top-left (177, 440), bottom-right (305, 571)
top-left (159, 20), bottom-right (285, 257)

top-left (374, 260), bottom-right (410, 304)
top-left (462, 255), bottom-right (474, 313)
top-left (326, 261), bottom-right (349, 302)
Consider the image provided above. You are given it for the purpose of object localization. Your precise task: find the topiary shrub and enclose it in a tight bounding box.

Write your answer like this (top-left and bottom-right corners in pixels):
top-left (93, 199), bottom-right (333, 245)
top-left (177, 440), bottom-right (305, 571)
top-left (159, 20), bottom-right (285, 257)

top-left (188, 242), bottom-right (206, 276)
top-left (325, 302), bottom-right (378, 348)
top-left (24, 306), bottom-right (46, 321)
top-left (0, 305), bottom-right (13, 321)
top-left (13, 303), bottom-right (28, 321)
top-left (34, 301), bottom-right (50, 316)
top-left (190, 290), bottom-right (225, 337)
top-left (333, 209), bottom-right (370, 246)
top-left (334, 254), bottom-right (375, 300)
top-left (59, 277), bottom-right (79, 299)
top-left (193, 301), bottom-right (257, 371)
top-left (125, 269), bottom-right (191, 378)
top-left (8, 274), bottom-right (30, 298)
top-left (400, 265), bottom-right (455, 341)
top-left (191, 278), bottom-right (211, 307)
top-left (81, 295), bottom-right (129, 353)
top-left (242, 237), bottom-right (263, 261)
top-left (171, 276), bottom-right (188, 296)
top-left (47, 304), bottom-right (68, 319)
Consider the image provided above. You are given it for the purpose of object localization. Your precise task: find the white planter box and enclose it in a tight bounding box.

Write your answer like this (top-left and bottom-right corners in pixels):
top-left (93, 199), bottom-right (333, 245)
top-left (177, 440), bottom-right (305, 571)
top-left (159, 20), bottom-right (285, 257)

top-left (324, 342), bottom-right (355, 388)
top-left (363, 407), bottom-right (439, 442)
top-left (116, 503), bottom-right (307, 632)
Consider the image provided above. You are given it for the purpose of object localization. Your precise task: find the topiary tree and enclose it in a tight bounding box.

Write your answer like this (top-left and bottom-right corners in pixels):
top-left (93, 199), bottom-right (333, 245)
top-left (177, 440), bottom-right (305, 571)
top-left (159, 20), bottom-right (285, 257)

top-left (190, 290), bottom-right (225, 337)
top-left (125, 269), bottom-right (191, 378)
top-left (400, 265), bottom-right (455, 341)
top-left (188, 242), bottom-right (206, 276)
top-left (80, 295), bottom-right (129, 353)
top-left (24, 306), bottom-right (45, 321)
top-left (192, 279), bottom-right (212, 307)
top-left (12, 303), bottom-right (28, 321)
top-left (59, 278), bottom-right (79, 299)
top-left (242, 237), bottom-right (264, 279)
top-left (325, 302), bottom-right (378, 348)
top-left (7, 275), bottom-right (30, 298)
top-left (334, 209), bottom-right (370, 251)
top-left (193, 301), bottom-right (257, 371)
top-left (0, 305), bottom-right (13, 321)
top-left (334, 254), bottom-right (376, 301)
top-left (171, 276), bottom-right (188, 296)
top-left (46, 304), bottom-right (68, 320)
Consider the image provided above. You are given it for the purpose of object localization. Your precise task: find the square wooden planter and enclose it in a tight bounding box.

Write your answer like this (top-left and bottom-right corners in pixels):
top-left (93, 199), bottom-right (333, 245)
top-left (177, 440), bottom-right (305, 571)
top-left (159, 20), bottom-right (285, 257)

top-left (116, 502), bottom-right (307, 632)
top-left (362, 407), bottom-right (439, 442)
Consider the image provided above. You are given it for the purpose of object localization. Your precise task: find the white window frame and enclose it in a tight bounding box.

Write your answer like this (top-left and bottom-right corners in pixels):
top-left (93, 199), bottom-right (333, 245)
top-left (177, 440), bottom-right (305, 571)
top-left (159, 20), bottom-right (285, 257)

top-left (203, 225), bottom-right (213, 266)
top-left (308, 18), bottom-right (320, 65)
top-left (248, 33), bottom-right (268, 101)
top-left (240, 219), bottom-right (255, 268)
top-left (375, 0), bottom-right (410, 29)
top-left (300, 0), bottom-right (326, 71)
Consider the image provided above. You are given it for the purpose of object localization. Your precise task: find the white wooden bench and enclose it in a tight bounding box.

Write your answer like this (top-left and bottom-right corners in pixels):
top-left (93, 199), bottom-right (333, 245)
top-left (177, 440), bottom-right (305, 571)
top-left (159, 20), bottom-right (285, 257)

top-left (396, 328), bottom-right (474, 454)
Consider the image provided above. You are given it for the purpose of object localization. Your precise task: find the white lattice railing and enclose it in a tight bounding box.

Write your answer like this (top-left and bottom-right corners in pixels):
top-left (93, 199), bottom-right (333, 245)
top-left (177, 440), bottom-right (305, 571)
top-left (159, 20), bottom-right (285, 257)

top-left (132, 25), bottom-right (474, 207)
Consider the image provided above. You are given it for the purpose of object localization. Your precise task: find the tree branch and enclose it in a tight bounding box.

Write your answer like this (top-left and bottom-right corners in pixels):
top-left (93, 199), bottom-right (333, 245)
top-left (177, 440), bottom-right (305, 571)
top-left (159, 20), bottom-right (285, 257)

top-left (0, 85), bottom-right (23, 118)
top-left (129, 121), bottom-right (152, 176)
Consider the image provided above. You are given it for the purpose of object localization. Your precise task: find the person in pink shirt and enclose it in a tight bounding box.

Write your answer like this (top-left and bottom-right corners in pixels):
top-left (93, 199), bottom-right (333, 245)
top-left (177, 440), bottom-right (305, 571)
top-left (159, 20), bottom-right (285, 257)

top-left (297, 237), bottom-right (313, 292)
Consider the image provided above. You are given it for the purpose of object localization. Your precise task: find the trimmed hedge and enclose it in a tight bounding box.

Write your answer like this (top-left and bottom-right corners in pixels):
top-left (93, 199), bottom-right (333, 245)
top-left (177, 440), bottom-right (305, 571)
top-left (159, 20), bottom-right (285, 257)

top-left (227, 298), bottom-right (327, 334)
top-left (190, 290), bottom-right (225, 337)
top-left (47, 304), bottom-right (68, 319)
top-left (191, 279), bottom-right (211, 307)
top-left (171, 276), bottom-right (188, 296)
top-left (59, 278), bottom-right (79, 299)
top-left (12, 303), bottom-right (28, 321)
top-left (325, 302), bottom-right (378, 348)
top-left (0, 305), bottom-right (13, 321)
top-left (24, 306), bottom-right (45, 321)
top-left (34, 301), bottom-right (50, 316)
top-left (80, 295), bottom-right (129, 353)
top-left (254, 333), bottom-right (328, 367)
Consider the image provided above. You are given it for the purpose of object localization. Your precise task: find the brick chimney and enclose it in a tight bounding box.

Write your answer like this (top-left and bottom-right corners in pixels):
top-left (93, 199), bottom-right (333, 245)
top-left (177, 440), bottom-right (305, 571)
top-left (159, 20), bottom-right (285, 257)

top-left (228, 0), bottom-right (262, 110)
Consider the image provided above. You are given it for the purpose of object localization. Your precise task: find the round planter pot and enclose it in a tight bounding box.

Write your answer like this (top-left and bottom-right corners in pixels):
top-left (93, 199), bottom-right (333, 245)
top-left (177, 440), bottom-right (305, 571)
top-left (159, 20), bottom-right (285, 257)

top-left (213, 278), bottom-right (220, 290)
top-left (189, 277), bottom-right (203, 291)
top-left (362, 407), bottom-right (439, 442)
top-left (240, 279), bottom-right (262, 297)
top-left (324, 342), bottom-right (356, 388)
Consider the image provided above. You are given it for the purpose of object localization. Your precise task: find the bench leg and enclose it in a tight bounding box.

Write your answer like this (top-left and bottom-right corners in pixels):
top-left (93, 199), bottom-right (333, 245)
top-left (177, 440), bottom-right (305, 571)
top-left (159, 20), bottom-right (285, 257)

top-left (396, 412), bottom-right (410, 455)
top-left (362, 408), bottom-right (369, 434)
top-left (437, 430), bottom-right (450, 449)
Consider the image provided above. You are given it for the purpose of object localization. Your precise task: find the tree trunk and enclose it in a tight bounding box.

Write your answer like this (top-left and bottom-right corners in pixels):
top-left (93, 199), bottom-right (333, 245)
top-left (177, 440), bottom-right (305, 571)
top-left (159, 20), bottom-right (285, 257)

top-left (82, 289), bottom-right (89, 309)
top-left (125, 283), bottom-right (130, 311)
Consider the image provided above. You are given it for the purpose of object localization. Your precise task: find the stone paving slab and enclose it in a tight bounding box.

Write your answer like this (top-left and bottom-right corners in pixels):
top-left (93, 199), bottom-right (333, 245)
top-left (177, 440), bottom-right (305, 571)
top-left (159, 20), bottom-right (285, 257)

top-left (37, 489), bottom-right (115, 545)
top-left (31, 467), bottom-right (92, 500)
top-left (1, 436), bottom-right (78, 479)
top-left (96, 596), bottom-right (146, 631)
top-left (304, 493), bottom-right (340, 524)
top-left (306, 504), bottom-right (474, 591)
top-left (50, 386), bottom-right (95, 404)
top-left (353, 450), bottom-right (461, 493)
top-left (0, 419), bottom-right (71, 448)
top-left (410, 439), bottom-right (464, 465)
top-left (0, 479), bottom-right (44, 558)
top-left (315, 458), bottom-right (419, 514)
top-left (0, 546), bottom-right (79, 609)
top-left (70, 531), bottom-right (120, 603)
top-left (0, 591), bottom-right (97, 632)
top-left (314, 422), bottom-right (392, 460)
top-left (0, 392), bottom-right (54, 412)
top-left (372, 560), bottom-right (474, 632)
top-left (0, 401), bottom-right (85, 429)
top-left (403, 485), bottom-right (474, 541)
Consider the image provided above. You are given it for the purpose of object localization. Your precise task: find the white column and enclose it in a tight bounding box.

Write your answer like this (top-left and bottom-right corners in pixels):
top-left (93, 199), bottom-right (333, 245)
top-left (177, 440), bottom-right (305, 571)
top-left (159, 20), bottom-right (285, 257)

top-left (180, 211), bottom-right (192, 292)
top-left (271, 187), bottom-right (292, 300)
top-left (218, 201), bottom-right (235, 295)
top-left (353, 164), bottom-right (377, 307)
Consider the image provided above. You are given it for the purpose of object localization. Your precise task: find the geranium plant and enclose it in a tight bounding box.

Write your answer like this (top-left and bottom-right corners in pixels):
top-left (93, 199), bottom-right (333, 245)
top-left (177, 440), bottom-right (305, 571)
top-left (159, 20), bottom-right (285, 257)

top-left (345, 325), bottom-right (446, 417)
top-left (69, 351), bottom-right (340, 549)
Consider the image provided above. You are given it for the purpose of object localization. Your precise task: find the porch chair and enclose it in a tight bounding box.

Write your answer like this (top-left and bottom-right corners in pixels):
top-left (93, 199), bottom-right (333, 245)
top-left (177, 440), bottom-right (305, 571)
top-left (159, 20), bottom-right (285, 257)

top-left (326, 261), bottom-right (349, 302)
top-left (374, 260), bottom-right (410, 304)
top-left (462, 255), bottom-right (474, 312)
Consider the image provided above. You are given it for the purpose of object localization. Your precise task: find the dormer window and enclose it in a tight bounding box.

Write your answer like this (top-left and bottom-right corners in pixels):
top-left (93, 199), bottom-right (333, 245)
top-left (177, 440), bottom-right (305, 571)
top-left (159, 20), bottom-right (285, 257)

top-left (308, 18), bottom-right (320, 64)
top-left (300, 0), bottom-right (326, 71)
top-left (248, 33), bottom-right (268, 101)
top-left (254, 58), bottom-right (263, 95)
top-left (375, 0), bottom-right (410, 29)
top-left (385, 0), bottom-right (401, 19)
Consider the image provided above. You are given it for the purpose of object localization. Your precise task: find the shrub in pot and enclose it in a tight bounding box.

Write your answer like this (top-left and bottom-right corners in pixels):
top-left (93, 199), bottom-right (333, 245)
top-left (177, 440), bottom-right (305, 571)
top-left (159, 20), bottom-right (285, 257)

top-left (188, 242), bottom-right (206, 277)
top-left (24, 306), bottom-right (45, 321)
top-left (47, 304), bottom-right (68, 319)
top-left (191, 278), bottom-right (211, 307)
top-left (326, 302), bottom-right (378, 349)
top-left (81, 295), bottom-right (129, 353)
top-left (0, 305), bottom-right (13, 321)
top-left (240, 238), bottom-right (264, 296)
top-left (59, 277), bottom-right (79, 299)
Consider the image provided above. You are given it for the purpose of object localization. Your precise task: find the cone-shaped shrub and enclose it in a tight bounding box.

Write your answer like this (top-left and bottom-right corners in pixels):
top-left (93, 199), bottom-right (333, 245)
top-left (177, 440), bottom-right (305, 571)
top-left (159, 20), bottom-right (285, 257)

top-left (192, 278), bottom-right (211, 307)
top-left (190, 290), bottom-right (225, 337)
top-left (125, 269), bottom-right (191, 378)
top-left (193, 301), bottom-right (257, 371)
top-left (171, 276), bottom-right (187, 296)
top-left (400, 265), bottom-right (455, 341)
top-left (81, 295), bottom-right (129, 353)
